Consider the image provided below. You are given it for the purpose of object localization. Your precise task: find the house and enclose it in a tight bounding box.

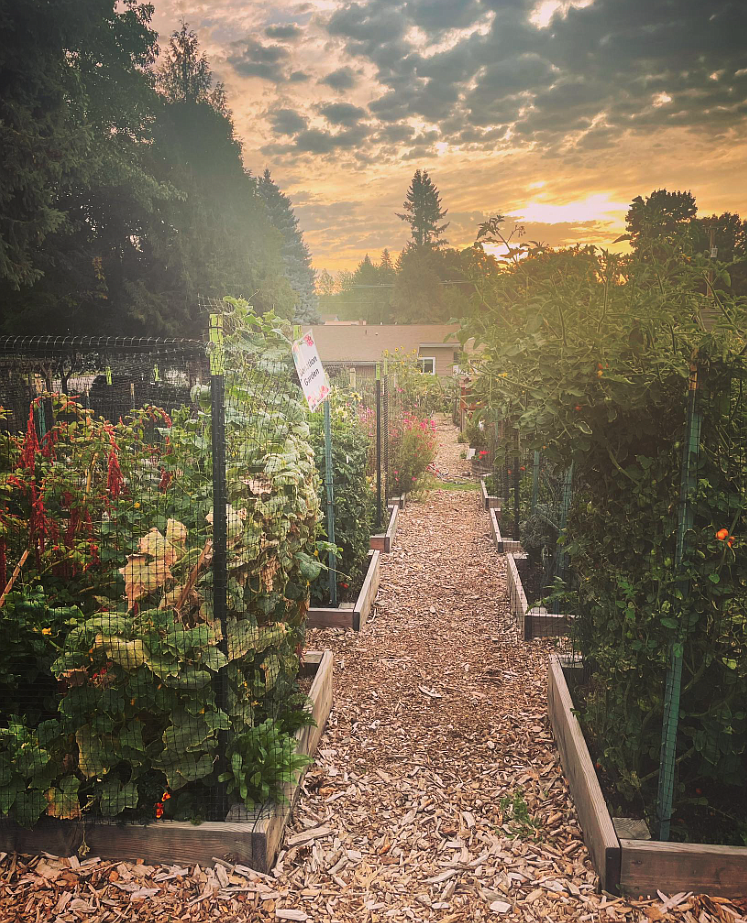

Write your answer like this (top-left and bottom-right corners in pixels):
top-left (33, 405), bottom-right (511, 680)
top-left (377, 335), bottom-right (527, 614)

top-left (304, 324), bottom-right (472, 379)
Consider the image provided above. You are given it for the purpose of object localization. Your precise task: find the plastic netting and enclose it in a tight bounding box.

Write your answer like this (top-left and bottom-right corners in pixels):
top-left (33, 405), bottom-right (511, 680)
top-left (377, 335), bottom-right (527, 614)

top-left (0, 325), bottom-right (319, 839)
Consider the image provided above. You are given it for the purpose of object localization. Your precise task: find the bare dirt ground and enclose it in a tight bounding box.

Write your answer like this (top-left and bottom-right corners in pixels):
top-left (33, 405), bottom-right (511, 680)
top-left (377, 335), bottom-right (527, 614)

top-left (1, 418), bottom-right (744, 922)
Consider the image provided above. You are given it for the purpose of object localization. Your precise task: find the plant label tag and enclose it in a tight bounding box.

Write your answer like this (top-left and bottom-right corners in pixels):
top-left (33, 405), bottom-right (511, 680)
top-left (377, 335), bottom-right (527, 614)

top-left (292, 331), bottom-right (330, 412)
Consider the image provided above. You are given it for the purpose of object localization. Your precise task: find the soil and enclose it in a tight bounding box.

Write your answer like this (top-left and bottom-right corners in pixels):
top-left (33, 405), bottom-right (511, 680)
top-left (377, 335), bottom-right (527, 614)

top-left (2, 419), bottom-right (745, 922)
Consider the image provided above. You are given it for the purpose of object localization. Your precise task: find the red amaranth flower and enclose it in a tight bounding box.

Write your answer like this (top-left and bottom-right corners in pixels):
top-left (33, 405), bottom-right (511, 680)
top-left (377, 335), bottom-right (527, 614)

top-left (158, 467), bottom-right (172, 493)
top-left (105, 427), bottom-right (124, 499)
top-left (20, 405), bottom-right (40, 472)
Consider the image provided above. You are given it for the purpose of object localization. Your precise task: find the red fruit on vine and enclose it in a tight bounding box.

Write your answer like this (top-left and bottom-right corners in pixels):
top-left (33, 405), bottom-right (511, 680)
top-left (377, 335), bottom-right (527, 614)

top-left (716, 528), bottom-right (729, 541)
top-left (575, 404), bottom-right (582, 412)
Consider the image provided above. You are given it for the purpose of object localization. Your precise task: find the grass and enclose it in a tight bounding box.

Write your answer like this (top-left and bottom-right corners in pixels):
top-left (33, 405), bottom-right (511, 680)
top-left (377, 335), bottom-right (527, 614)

top-left (422, 475), bottom-right (479, 492)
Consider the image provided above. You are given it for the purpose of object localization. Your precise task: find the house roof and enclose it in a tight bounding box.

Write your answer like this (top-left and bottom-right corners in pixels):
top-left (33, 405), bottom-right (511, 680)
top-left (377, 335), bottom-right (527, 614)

top-left (303, 324), bottom-right (467, 365)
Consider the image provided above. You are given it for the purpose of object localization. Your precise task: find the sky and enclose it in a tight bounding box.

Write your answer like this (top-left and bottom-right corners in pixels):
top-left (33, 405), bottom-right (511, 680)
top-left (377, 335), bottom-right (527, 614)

top-left (150, 0), bottom-right (747, 274)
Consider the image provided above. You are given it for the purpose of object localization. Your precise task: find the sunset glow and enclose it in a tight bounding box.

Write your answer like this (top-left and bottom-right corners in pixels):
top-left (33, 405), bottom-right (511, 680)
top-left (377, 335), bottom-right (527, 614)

top-left (151, 0), bottom-right (747, 273)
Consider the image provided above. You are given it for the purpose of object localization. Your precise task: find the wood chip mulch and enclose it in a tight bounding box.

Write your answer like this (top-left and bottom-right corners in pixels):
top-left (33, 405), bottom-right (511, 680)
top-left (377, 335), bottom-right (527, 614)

top-left (2, 419), bottom-right (745, 922)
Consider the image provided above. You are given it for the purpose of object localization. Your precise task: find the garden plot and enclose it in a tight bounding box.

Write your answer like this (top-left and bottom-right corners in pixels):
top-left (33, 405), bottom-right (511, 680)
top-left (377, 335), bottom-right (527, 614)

top-left (549, 656), bottom-right (747, 898)
top-left (3, 421), bottom-right (746, 922)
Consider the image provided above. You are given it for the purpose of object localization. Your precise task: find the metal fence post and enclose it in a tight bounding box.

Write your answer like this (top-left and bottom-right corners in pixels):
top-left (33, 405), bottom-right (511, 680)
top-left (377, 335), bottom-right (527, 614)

top-left (375, 363), bottom-right (382, 530)
top-left (209, 314), bottom-right (229, 821)
top-left (513, 440), bottom-right (520, 539)
top-left (531, 450), bottom-right (540, 514)
top-left (323, 399), bottom-right (338, 607)
top-left (556, 464), bottom-right (574, 583)
top-left (657, 362), bottom-right (702, 840)
top-left (382, 357), bottom-right (390, 509)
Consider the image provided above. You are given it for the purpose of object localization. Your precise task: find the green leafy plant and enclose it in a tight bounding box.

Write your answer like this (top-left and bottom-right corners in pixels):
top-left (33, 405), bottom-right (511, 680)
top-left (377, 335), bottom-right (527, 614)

top-left (465, 236), bottom-right (747, 836)
top-left (308, 392), bottom-right (372, 605)
top-left (498, 790), bottom-right (539, 839)
top-left (0, 301), bottom-right (323, 825)
top-left (390, 411), bottom-right (437, 493)
top-left (222, 719), bottom-right (312, 808)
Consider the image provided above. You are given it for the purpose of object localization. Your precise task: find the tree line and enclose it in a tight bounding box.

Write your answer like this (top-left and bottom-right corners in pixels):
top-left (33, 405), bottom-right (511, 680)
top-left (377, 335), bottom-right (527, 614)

top-left (0, 5), bottom-right (318, 337)
top-left (320, 175), bottom-right (747, 325)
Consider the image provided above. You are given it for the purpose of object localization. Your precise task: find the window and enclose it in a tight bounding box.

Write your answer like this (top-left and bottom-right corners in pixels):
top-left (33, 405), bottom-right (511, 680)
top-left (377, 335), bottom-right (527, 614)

top-left (417, 356), bottom-right (436, 374)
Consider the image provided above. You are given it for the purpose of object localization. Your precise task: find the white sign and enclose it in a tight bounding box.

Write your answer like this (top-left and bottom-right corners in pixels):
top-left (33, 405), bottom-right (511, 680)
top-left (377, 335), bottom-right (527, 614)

top-left (292, 331), bottom-right (330, 412)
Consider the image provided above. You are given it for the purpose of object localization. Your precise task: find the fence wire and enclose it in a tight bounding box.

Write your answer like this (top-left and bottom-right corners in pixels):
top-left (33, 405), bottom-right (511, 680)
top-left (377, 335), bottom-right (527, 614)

top-left (0, 322), bottom-right (318, 841)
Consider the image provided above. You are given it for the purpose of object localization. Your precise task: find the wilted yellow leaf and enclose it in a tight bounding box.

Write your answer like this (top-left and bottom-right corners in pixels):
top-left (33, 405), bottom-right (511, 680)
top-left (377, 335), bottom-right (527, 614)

top-left (138, 528), bottom-right (179, 567)
top-left (119, 553), bottom-right (173, 608)
top-left (166, 519), bottom-right (187, 547)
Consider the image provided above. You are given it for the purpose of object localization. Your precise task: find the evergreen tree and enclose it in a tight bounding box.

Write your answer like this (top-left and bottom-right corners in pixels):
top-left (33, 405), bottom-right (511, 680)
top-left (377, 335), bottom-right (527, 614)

top-left (0, 0), bottom-right (169, 332)
top-left (157, 22), bottom-right (227, 112)
top-left (397, 170), bottom-right (449, 249)
top-left (257, 170), bottom-right (320, 323)
top-left (0, 13), bottom-right (296, 335)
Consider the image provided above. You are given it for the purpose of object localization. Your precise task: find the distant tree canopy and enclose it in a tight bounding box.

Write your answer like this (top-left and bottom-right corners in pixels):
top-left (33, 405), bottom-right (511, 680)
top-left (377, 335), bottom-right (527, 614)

top-left (625, 188), bottom-right (747, 293)
top-left (318, 180), bottom-right (747, 326)
top-left (0, 9), bottom-right (313, 336)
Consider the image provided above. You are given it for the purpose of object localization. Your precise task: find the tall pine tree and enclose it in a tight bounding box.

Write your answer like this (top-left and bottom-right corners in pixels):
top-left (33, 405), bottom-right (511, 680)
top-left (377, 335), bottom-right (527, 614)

top-left (257, 170), bottom-right (319, 323)
top-left (397, 170), bottom-right (449, 249)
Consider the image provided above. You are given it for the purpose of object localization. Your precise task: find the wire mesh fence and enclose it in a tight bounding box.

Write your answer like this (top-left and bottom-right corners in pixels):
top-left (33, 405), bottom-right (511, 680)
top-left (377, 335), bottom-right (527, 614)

top-left (0, 316), bottom-right (320, 839)
top-left (491, 352), bottom-right (747, 844)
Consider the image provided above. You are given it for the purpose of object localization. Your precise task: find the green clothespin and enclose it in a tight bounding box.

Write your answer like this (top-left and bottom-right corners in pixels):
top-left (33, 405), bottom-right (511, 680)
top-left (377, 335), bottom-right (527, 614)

top-left (105, 366), bottom-right (112, 386)
top-left (293, 324), bottom-right (302, 341)
top-left (153, 364), bottom-right (161, 383)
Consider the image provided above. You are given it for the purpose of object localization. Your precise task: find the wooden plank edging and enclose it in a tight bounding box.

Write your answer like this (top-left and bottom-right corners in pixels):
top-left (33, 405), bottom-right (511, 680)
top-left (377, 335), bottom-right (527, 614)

top-left (620, 838), bottom-right (747, 899)
top-left (549, 656), bottom-right (747, 897)
top-left (0, 650), bottom-right (334, 871)
top-left (370, 503), bottom-right (399, 553)
top-left (547, 655), bottom-right (621, 893)
top-left (354, 549), bottom-right (380, 630)
top-left (490, 509), bottom-right (521, 554)
top-left (480, 479), bottom-right (502, 512)
top-left (306, 549), bottom-right (380, 631)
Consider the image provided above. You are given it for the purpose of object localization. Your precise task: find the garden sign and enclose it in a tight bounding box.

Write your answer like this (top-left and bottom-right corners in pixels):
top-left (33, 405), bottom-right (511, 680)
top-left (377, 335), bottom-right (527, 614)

top-left (292, 331), bottom-right (330, 412)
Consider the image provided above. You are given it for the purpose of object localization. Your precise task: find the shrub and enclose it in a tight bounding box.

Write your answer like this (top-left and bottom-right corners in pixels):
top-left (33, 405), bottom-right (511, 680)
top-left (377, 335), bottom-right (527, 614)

top-left (391, 411), bottom-right (437, 493)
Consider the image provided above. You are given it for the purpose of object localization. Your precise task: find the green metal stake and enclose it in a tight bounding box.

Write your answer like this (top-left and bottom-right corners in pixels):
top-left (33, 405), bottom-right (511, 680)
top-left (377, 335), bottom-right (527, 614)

top-left (556, 464), bottom-right (574, 583)
top-left (323, 398), bottom-right (337, 607)
top-left (657, 364), bottom-right (702, 840)
top-left (531, 450), bottom-right (540, 514)
top-left (375, 362), bottom-right (382, 531)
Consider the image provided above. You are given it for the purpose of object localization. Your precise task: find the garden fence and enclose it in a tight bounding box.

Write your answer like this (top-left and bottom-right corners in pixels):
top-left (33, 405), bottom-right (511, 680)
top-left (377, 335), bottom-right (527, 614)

top-left (0, 324), bottom-right (317, 836)
top-left (494, 357), bottom-right (747, 844)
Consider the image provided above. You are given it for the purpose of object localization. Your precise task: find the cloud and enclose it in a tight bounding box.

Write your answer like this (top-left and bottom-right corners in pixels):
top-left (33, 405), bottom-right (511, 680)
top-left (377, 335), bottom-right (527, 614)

top-left (319, 66), bottom-right (359, 91)
top-left (319, 101), bottom-right (367, 126)
top-left (265, 23), bottom-right (302, 40)
top-left (151, 0), bottom-right (747, 272)
top-left (228, 37), bottom-right (290, 81)
top-left (268, 108), bottom-right (309, 135)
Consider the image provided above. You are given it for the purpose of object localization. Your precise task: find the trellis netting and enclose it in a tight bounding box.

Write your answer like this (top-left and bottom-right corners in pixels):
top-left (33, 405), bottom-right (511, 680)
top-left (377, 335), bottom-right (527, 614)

top-left (0, 306), bottom-right (321, 836)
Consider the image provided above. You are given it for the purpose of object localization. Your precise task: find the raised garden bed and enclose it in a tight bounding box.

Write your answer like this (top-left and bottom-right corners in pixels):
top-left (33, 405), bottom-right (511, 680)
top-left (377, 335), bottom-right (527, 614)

top-left (479, 478), bottom-right (502, 512)
top-left (370, 501), bottom-right (399, 553)
top-left (548, 655), bottom-right (747, 897)
top-left (306, 550), bottom-right (381, 631)
top-left (507, 552), bottom-right (573, 641)
top-left (0, 650), bottom-right (333, 873)
top-left (489, 507), bottom-right (521, 554)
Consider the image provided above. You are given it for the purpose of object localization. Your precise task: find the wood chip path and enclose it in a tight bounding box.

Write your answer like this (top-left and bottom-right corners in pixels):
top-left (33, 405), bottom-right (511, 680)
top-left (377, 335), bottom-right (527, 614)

top-left (1, 419), bottom-right (744, 922)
